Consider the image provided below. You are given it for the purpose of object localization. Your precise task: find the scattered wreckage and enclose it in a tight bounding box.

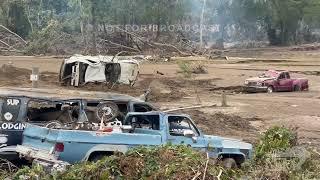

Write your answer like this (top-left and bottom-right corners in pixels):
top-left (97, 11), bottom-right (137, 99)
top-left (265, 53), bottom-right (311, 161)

top-left (0, 87), bottom-right (155, 160)
top-left (17, 110), bottom-right (253, 172)
top-left (59, 55), bottom-right (144, 87)
top-left (244, 70), bottom-right (309, 93)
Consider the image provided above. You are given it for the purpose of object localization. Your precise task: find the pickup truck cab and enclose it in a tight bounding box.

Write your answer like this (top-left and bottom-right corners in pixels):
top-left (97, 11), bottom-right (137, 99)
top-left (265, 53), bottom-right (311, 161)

top-left (245, 70), bottom-right (309, 93)
top-left (17, 112), bottom-right (252, 169)
top-left (0, 87), bottom-right (154, 161)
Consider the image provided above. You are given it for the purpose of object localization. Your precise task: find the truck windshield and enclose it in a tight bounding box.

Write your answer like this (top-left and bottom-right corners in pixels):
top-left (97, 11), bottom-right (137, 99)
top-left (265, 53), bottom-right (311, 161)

top-left (259, 71), bottom-right (278, 78)
top-left (168, 116), bottom-right (199, 137)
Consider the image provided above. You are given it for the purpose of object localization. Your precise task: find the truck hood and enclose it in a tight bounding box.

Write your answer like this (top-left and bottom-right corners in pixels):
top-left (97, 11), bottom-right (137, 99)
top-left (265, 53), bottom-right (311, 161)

top-left (204, 135), bottom-right (252, 150)
top-left (246, 77), bottom-right (275, 82)
top-left (220, 137), bottom-right (252, 150)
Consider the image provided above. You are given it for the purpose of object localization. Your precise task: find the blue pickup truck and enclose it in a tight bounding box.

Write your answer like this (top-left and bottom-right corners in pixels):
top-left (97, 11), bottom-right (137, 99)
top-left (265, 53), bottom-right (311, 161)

top-left (17, 111), bottom-right (252, 169)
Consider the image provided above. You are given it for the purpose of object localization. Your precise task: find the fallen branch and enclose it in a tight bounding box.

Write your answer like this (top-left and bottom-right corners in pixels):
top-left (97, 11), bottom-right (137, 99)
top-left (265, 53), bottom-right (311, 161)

top-left (202, 152), bottom-right (209, 180)
top-left (313, 149), bottom-right (320, 156)
top-left (216, 169), bottom-right (223, 180)
top-left (0, 40), bottom-right (10, 48)
top-left (103, 39), bottom-right (140, 52)
top-left (0, 25), bottom-right (27, 44)
top-left (111, 51), bottom-right (128, 62)
top-left (116, 27), bottom-right (193, 56)
top-left (192, 172), bottom-right (201, 180)
top-left (0, 157), bottom-right (18, 173)
top-left (152, 42), bottom-right (190, 56)
top-left (115, 27), bottom-right (150, 45)
top-left (163, 104), bottom-right (217, 113)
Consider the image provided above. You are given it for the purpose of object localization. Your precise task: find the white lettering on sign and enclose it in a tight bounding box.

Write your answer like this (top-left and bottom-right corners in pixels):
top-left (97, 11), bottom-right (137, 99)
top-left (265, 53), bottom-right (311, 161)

top-left (30, 74), bottom-right (39, 81)
top-left (0, 123), bottom-right (26, 130)
top-left (7, 99), bottom-right (19, 106)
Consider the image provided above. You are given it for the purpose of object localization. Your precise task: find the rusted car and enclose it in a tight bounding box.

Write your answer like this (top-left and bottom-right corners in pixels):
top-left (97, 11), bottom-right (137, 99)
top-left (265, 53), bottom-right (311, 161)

top-left (244, 70), bottom-right (309, 93)
top-left (0, 87), bottom-right (155, 161)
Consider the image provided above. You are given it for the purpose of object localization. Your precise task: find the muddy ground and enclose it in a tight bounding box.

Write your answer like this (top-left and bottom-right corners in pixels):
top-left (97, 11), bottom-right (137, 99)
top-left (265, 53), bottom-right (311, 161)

top-left (0, 47), bottom-right (320, 147)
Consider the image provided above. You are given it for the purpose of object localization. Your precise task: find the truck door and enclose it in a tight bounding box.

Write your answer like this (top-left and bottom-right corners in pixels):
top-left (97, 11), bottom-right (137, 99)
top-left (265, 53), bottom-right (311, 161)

top-left (166, 116), bottom-right (206, 149)
top-left (0, 97), bottom-right (26, 152)
top-left (278, 72), bottom-right (292, 91)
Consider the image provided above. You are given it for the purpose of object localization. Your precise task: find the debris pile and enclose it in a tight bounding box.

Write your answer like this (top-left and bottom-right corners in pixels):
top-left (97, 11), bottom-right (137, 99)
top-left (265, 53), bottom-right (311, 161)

top-left (0, 64), bottom-right (30, 78)
top-left (291, 43), bottom-right (320, 51)
top-left (0, 25), bottom-right (27, 53)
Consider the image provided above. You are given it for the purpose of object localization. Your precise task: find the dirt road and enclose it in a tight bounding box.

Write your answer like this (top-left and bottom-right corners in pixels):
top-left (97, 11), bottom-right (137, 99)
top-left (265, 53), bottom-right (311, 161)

top-left (0, 48), bottom-right (319, 147)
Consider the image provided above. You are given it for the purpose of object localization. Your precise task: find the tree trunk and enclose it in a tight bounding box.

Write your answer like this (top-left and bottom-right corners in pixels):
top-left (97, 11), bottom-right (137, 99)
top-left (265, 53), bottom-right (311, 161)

top-left (79, 0), bottom-right (87, 46)
top-left (91, 0), bottom-right (97, 55)
top-left (200, 0), bottom-right (206, 49)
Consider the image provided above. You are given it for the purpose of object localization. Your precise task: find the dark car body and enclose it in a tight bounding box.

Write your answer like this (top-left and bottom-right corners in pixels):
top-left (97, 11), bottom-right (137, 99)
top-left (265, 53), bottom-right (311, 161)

top-left (245, 70), bottom-right (309, 93)
top-left (0, 87), bottom-right (155, 160)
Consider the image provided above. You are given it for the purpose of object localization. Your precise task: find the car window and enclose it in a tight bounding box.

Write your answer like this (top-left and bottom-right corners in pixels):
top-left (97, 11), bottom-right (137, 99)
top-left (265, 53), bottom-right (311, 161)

top-left (27, 100), bottom-right (79, 123)
top-left (278, 73), bottom-right (286, 79)
top-left (86, 102), bottom-right (128, 122)
top-left (124, 115), bottom-right (160, 130)
top-left (285, 72), bottom-right (290, 79)
top-left (133, 103), bottom-right (154, 112)
top-left (168, 116), bottom-right (199, 137)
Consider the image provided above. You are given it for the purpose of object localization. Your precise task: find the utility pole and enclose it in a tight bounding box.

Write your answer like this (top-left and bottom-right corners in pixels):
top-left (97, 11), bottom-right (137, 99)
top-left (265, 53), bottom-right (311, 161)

top-left (200, 0), bottom-right (206, 49)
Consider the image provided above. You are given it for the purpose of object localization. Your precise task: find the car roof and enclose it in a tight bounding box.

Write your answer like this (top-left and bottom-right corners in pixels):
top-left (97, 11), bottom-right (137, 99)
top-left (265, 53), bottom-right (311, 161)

top-left (127, 111), bottom-right (190, 117)
top-left (0, 87), bottom-right (143, 102)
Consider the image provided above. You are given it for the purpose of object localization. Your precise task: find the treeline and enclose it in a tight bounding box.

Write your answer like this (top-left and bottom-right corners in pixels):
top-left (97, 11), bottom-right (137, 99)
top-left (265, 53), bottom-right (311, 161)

top-left (1, 0), bottom-right (320, 54)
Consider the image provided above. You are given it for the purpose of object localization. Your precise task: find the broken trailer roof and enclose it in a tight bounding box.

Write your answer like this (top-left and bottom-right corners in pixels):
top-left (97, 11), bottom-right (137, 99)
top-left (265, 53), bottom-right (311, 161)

top-left (0, 87), bottom-right (142, 102)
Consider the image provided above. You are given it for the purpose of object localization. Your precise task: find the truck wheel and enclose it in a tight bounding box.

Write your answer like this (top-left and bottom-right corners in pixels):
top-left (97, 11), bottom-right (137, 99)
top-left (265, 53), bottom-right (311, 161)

top-left (222, 158), bottom-right (237, 169)
top-left (294, 85), bottom-right (301, 91)
top-left (267, 86), bottom-right (274, 93)
top-left (90, 154), bottom-right (106, 162)
top-left (96, 101), bottom-right (119, 122)
top-left (89, 152), bottom-right (114, 162)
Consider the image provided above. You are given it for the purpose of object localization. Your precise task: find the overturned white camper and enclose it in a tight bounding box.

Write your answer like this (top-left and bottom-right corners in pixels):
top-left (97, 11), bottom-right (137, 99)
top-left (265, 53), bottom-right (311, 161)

top-left (59, 55), bottom-right (142, 86)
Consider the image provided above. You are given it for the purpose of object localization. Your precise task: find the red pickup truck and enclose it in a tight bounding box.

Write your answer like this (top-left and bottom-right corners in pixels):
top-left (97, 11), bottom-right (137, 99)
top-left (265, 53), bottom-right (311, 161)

top-left (244, 70), bottom-right (309, 93)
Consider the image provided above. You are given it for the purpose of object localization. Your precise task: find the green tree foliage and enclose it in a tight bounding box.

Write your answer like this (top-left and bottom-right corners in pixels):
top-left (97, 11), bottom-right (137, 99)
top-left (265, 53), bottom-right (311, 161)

top-left (7, 0), bottom-right (32, 38)
top-left (1, 0), bottom-right (320, 53)
top-left (25, 20), bottom-right (61, 54)
top-left (303, 0), bottom-right (320, 28)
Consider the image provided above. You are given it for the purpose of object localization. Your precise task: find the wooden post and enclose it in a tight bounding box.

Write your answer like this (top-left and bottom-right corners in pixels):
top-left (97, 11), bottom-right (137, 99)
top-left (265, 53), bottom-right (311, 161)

top-left (31, 67), bottom-right (39, 88)
top-left (221, 91), bottom-right (227, 107)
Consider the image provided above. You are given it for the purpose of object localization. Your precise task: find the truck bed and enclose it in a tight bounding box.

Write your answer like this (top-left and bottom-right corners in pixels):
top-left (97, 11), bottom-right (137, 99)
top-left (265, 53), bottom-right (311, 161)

top-left (20, 124), bottom-right (163, 163)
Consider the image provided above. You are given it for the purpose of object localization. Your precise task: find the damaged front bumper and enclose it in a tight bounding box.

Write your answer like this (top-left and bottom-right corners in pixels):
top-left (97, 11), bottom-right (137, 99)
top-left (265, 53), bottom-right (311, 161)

top-left (244, 86), bottom-right (268, 93)
top-left (16, 145), bottom-right (70, 172)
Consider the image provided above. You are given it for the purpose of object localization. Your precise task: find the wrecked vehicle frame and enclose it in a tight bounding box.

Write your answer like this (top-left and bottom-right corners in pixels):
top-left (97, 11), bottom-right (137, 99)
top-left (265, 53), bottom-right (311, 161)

top-left (59, 55), bottom-right (143, 87)
top-left (0, 87), bottom-right (155, 161)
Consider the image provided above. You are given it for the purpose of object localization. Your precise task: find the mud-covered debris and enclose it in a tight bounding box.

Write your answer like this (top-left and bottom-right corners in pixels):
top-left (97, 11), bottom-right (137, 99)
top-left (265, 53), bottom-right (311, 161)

top-left (209, 86), bottom-right (244, 94)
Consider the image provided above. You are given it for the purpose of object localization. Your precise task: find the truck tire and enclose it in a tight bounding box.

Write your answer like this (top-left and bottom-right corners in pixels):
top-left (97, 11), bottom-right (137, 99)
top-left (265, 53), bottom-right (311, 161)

top-left (222, 158), bottom-right (237, 169)
top-left (95, 101), bottom-right (119, 122)
top-left (90, 154), bottom-right (106, 162)
top-left (294, 85), bottom-right (301, 92)
top-left (267, 86), bottom-right (274, 93)
top-left (89, 151), bottom-right (114, 162)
